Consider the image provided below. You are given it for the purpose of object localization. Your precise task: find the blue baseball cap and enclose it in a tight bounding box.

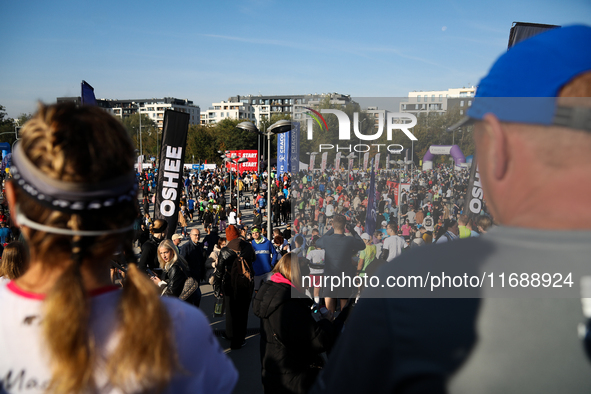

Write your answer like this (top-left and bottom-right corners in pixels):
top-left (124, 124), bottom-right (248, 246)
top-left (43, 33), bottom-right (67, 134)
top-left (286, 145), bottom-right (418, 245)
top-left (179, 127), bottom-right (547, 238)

top-left (449, 25), bottom-right (591, 131)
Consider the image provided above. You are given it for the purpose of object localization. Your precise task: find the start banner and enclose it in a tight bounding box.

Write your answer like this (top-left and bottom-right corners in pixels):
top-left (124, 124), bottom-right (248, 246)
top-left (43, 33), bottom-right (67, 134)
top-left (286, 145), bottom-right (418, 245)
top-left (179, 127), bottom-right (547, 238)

top-left (225, 150), bottom-right (258, 173)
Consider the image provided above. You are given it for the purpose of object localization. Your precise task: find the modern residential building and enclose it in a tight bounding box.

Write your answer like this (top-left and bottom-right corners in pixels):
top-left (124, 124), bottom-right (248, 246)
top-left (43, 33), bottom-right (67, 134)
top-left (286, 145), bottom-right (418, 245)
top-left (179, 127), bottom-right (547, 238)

top-left (200, 100), bottom-right (255, 125)
top-left (201, 92), bottom-right (352, 127)
top-left (399, 87), bottom-right (476, 117)
top-left (56, 96), bottom-right (200, 130)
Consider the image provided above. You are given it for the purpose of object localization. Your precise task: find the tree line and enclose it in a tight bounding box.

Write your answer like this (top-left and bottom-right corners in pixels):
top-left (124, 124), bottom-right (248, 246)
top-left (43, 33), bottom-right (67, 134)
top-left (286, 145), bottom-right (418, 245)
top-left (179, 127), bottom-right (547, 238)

top-left (1, 103), bottom-right (474, 169)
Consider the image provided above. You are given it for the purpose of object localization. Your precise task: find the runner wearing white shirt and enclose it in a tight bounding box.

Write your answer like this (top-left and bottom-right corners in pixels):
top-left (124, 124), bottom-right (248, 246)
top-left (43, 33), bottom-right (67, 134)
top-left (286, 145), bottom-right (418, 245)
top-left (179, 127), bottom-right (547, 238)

top-left (381, 223), bottom-right (406, 262)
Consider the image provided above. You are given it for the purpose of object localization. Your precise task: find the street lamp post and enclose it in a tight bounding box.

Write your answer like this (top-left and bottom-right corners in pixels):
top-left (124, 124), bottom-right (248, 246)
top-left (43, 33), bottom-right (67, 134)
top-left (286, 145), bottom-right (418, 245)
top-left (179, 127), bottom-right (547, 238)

top-left (235, 157), bottom-right (248, 216)
top-left (236, 120), bottom-right (292, 237)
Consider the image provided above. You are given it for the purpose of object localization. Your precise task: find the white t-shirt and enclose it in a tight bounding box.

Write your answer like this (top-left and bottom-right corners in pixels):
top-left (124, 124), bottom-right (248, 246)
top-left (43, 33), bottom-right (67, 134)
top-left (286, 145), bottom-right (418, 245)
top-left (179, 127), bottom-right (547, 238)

top-left (228, 211), bottom-right (237, 225)
top-left (0, 282), bottom-right (237, 394)
top-left (325, 204), bottom-right (334, 218)
top-left (381, 235), bottom-right (405, 262)
top-left (306, 249), bottom-right (325, 276)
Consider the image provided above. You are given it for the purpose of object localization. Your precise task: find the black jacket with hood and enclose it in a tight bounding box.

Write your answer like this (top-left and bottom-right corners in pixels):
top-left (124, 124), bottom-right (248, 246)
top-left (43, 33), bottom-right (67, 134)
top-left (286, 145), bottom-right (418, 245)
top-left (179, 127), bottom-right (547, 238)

top-left (252, 278), bottom-right (335, 394)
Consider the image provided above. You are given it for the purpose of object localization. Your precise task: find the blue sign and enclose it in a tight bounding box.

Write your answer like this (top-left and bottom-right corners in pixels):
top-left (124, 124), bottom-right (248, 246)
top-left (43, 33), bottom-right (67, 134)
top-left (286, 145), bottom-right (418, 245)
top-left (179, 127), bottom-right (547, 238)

top-left (277, 132), bottom-right (289, 176)
top-left (192, 164), bottom-right (204, 171)
top-left (289, 122), bottom-right (300, 173)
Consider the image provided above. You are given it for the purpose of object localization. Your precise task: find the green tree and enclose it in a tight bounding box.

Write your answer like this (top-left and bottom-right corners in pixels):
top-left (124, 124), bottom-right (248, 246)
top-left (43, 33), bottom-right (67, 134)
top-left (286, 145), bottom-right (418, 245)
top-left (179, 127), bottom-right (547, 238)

top-left (299, 97), bottom-right (369, 168)
top-left (0, 106), bottom-right (17, 146)
top-left (410, 108), bottom-right (474, 166)
top-left (121, 113), bottom-right (158, 158)
top-left (186, 124), bottom-right (218, 165)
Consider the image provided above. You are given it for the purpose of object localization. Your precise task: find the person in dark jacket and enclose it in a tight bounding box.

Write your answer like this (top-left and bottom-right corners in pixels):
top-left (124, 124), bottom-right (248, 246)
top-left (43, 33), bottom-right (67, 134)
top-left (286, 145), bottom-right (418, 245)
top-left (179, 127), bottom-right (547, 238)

top-left (253, 253), bottom-right (336, 394)
top-left (203, 225), bottom-right (220, 257)
top-left (316, 214), bottom-right (365, 314)
top-left (180, 228), bottom-right (205, 282)
top-left (151, 239), bottom-right (201, 307)
top-left (138, 219), bottom-right (167, 274)
top-left (213, 225), bottom-right (256, 350)
top-left (253, 209), bottom-right (264, 228)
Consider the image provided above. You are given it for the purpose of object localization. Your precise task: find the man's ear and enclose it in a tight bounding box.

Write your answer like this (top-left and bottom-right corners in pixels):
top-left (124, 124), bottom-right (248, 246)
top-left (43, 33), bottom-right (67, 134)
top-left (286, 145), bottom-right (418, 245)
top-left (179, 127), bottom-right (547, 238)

top-left (5, 181), bottom-right (19, 227)
top-left (481, 113), bottom-right (509, 181)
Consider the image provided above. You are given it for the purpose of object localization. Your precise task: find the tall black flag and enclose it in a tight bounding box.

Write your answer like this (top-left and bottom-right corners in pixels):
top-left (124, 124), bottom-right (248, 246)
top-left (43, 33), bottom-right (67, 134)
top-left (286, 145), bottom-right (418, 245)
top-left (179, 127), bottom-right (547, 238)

top-left (81, 80), bottom-right (97, 106)
top-left (154, 110), bottom-right (190, 239)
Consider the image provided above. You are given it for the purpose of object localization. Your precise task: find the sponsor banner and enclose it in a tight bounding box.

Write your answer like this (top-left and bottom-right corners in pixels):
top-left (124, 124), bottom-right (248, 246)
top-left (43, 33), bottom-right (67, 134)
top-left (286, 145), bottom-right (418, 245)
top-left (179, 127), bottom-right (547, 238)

top-left (155, 110), bottom-right (190, 239)
top-left (289, 122), bottom-right (300, 173)
top-left (375, 153), bottom-right (381, 171)
top-left (335, 152), bottom-right (342, 171)
top-left (348, 158), bottom-right (353, 172)
top-left (225, 150), bottom-right (258, 173)
top-left (466, 158), bottom-right (484, 224)
top-left (363, 152), bottom-right (369, 171)
top-left (310, 153), bottom-right (316, 171)
top-left (277, 132), bottom-right (289, 176)
top-left (320, 152), bottom-right (328, 173)
top-left (430, 146), bottom-right (452, 155)
top-left (386, 154), bottom-right (390, 170)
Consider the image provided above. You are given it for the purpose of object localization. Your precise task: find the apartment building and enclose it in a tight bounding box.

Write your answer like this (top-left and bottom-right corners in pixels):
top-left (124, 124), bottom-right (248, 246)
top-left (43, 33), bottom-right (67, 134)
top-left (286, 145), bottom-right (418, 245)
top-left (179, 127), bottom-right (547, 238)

top-left (399, 87), bottom-right (476, 117)
top-left (202, 92), bottom-right (352, 127)
top-left (56, 96), bottom-right (200, 130)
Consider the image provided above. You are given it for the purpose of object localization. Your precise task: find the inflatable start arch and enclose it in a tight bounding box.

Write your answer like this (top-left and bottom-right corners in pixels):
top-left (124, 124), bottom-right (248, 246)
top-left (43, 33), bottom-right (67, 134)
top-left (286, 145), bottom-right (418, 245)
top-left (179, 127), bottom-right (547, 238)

top-left (422, 145), bottom-right (466, 171)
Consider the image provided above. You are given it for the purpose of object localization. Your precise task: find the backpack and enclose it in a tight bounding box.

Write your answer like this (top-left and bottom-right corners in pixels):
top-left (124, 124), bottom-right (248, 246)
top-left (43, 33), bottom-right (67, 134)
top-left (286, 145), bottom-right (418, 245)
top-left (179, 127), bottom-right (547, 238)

top-left (230, 250), bottom-right (254, 293)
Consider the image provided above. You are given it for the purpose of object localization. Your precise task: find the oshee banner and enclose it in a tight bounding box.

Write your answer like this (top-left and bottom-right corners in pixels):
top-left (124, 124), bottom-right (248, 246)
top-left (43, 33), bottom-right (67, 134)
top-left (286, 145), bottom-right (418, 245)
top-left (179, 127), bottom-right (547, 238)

top-left (466, 160), bottom-right (485, 224)
top-left (225, 150), bottom-right (258, 173)
top-left (155, 110), bottom-right (190, 239)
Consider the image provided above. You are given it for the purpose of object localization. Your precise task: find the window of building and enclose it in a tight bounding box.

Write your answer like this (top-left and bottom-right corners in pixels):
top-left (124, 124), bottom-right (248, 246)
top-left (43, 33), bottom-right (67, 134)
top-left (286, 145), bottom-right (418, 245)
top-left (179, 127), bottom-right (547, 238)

top-left (439, 95), bottom-right (442, 102)
top-left (460, 92), bottom-right (467, 97)
top-left (417, 95), bottom-right (421, 102)
top-left (460, 110), bottom-right (464, 115)
top-left (431, 95), bottom-right (435, 102)
top-left (468, 100), bottom-right (472, 106)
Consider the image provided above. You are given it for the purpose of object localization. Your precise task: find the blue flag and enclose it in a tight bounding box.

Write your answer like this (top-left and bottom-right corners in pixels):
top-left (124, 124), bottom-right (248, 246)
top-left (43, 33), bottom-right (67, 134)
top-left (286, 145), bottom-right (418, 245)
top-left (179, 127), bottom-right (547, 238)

top-left (81, 80), bottom-right (97, 106)
top-left (289, 122), bottom-right (300, 173)
top-left (277, 132), bottom-right (289, 176)
top-left (365, 159), bottom-right (378, 236)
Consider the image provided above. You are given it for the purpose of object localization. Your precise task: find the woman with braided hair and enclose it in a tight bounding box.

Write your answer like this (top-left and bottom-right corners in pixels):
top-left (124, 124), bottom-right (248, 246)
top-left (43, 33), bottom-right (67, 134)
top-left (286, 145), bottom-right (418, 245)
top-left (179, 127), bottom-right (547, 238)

top-left (0, 103), bottom-right (237, 393)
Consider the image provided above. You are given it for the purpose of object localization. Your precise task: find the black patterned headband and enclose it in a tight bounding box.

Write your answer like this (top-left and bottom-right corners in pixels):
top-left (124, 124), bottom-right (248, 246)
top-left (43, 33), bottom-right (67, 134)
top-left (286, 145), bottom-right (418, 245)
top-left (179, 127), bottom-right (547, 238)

top-left (11, 142), bottom-right (137, 213)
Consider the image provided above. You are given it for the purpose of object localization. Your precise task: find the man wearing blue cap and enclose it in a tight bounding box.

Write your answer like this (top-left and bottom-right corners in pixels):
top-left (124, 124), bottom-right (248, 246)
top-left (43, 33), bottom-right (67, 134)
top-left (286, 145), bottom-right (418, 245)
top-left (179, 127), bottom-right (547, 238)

top-left (311, 25), bottom-right (591, 393)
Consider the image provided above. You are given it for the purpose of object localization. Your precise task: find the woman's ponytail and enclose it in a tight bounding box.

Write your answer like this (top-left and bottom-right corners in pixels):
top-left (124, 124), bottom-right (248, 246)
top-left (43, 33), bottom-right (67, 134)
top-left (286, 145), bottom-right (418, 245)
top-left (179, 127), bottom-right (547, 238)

top-left (43, 221), bottom-right (94, 393)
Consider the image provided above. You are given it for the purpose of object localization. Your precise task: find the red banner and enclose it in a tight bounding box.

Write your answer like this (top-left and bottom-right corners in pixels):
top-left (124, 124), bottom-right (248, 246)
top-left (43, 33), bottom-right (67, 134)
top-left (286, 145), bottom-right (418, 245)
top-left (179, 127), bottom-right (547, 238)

top-left (225, 150), bottom-right (258, 173)
top-left (386, 181), bottom-right (410, 206)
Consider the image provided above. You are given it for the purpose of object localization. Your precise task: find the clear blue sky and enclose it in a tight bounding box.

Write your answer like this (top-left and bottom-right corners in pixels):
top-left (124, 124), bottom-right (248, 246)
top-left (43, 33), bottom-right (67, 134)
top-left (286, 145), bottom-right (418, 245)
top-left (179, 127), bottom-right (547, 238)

top-left (1, 0), bottom-right (590, 118)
